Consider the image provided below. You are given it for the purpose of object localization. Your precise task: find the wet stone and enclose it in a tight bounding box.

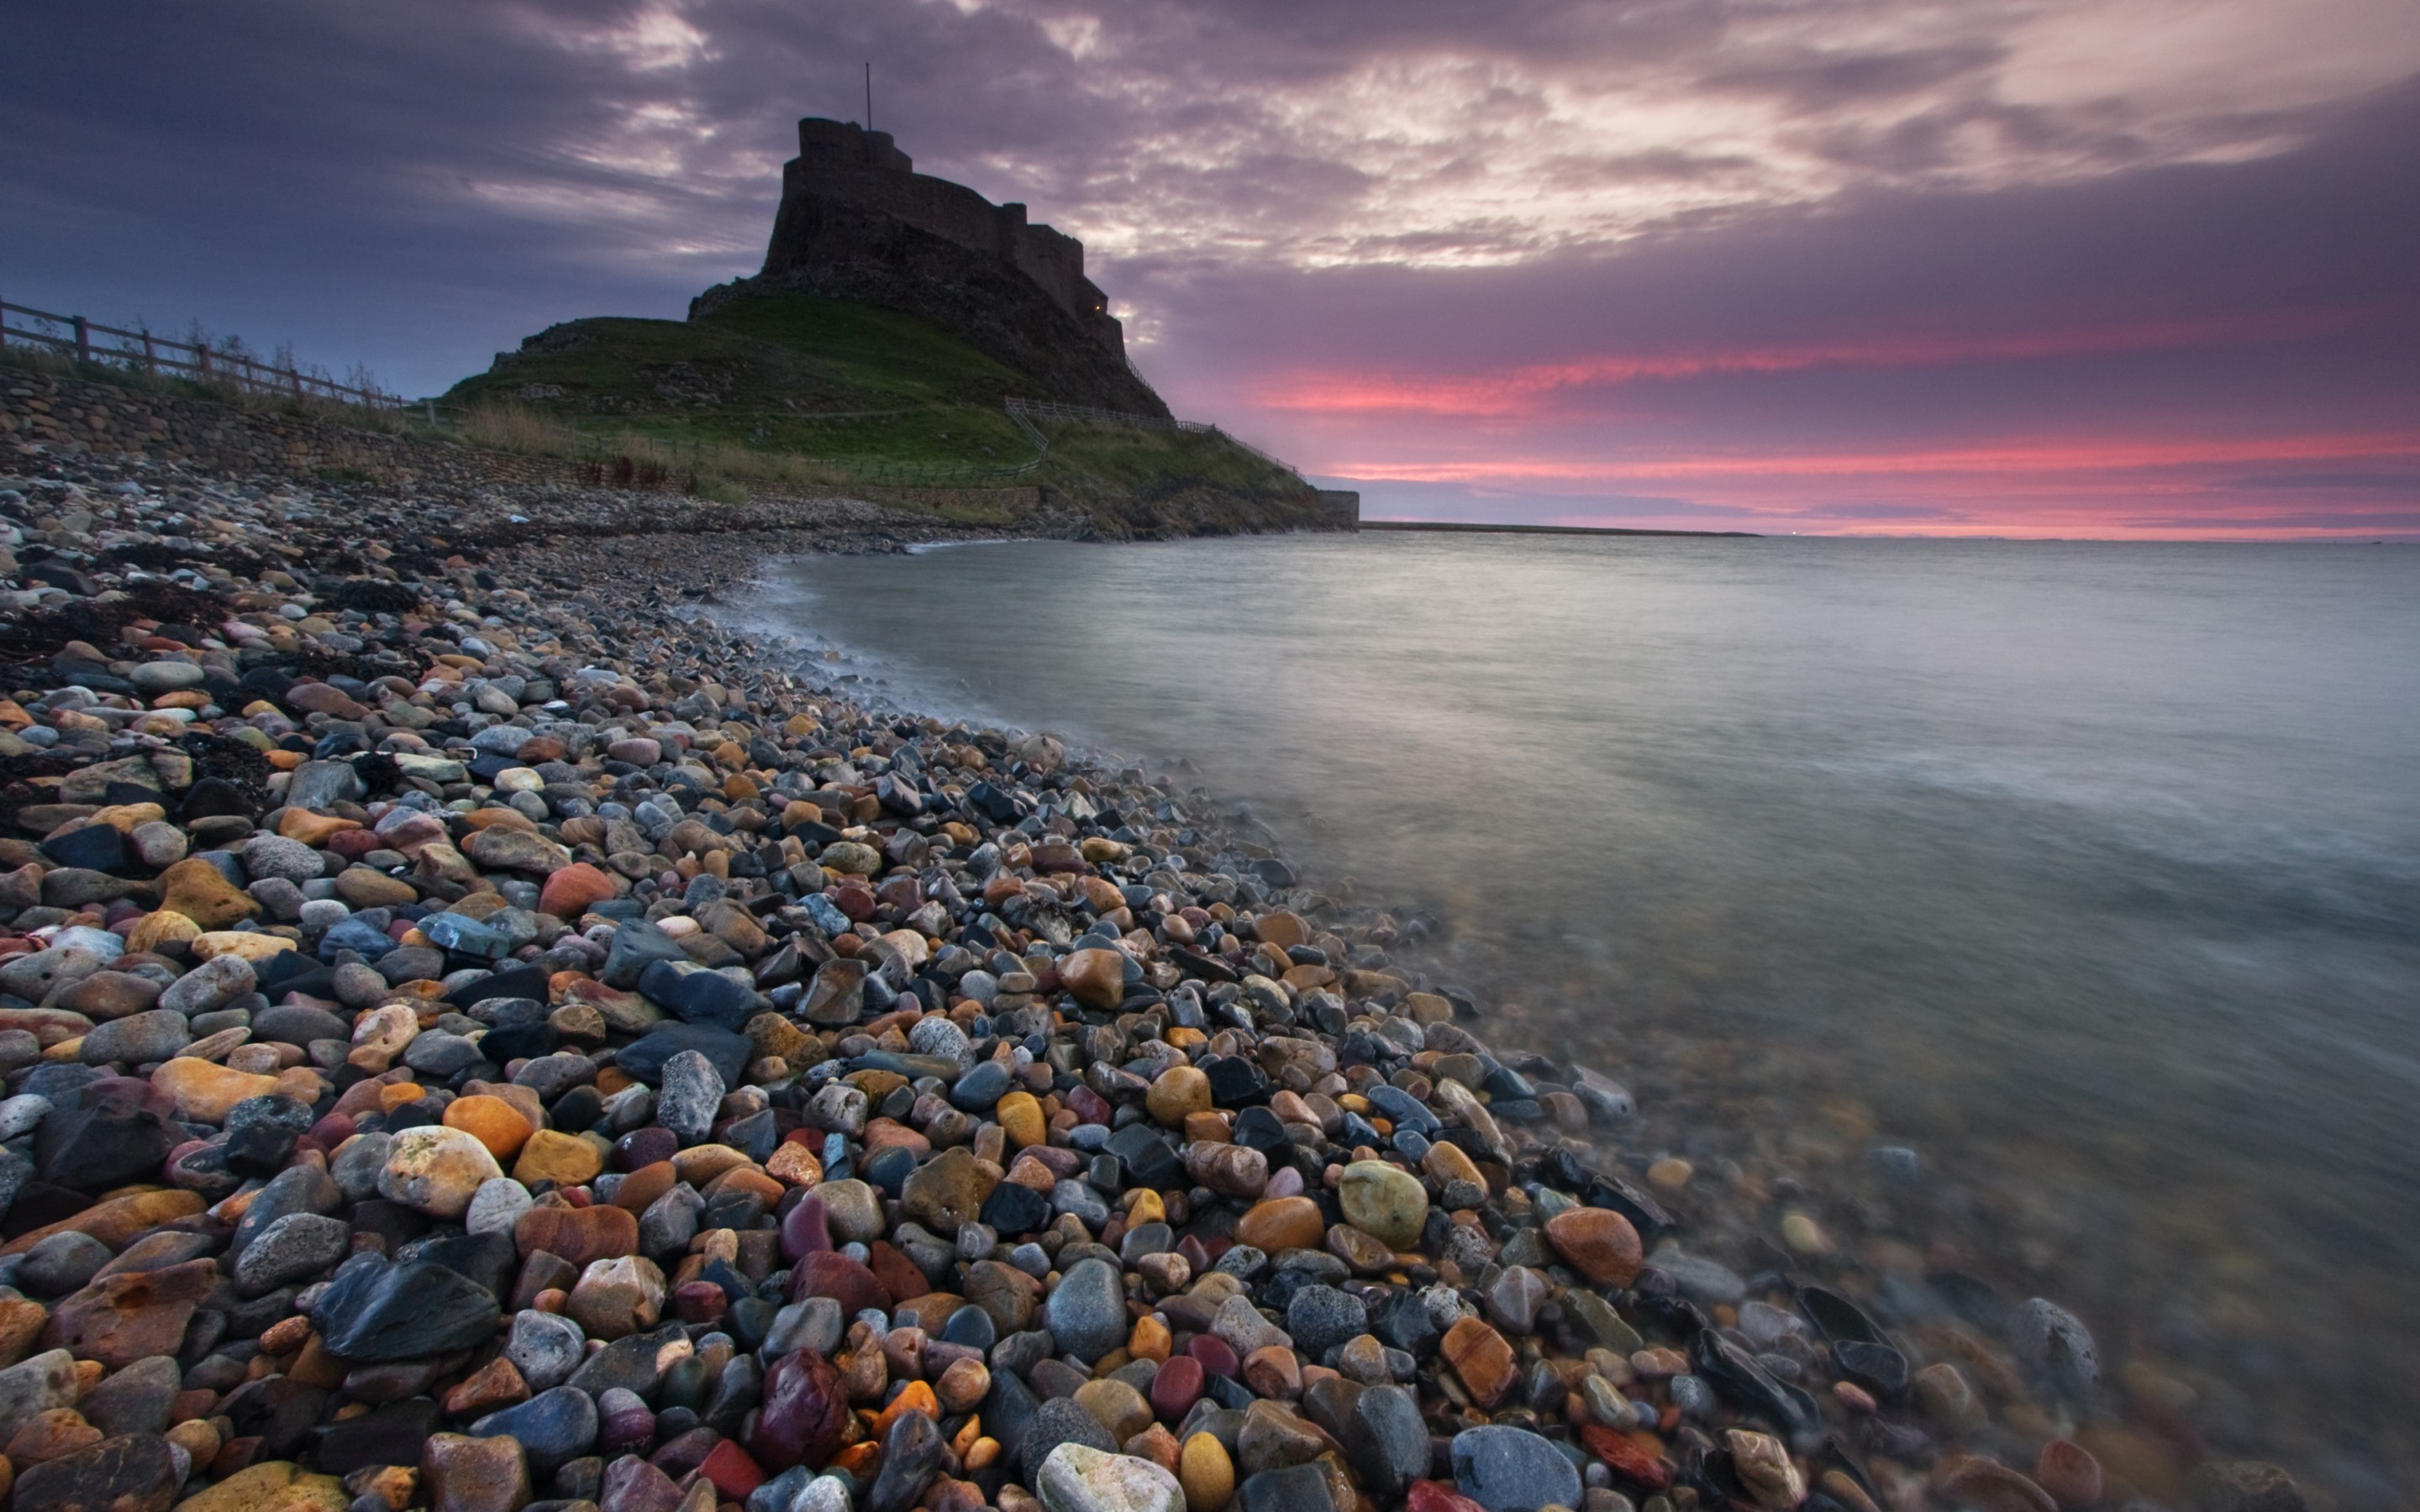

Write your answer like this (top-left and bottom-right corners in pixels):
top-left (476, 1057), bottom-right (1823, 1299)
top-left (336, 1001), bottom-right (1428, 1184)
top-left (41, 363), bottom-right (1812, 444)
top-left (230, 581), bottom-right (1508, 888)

top-left (1020, 1395), bottom-right (1120, 1480)
top-left (1234, 1462), bottom-right (1337, 1512)
top-left (653, 1050), bottom-right (723, 1146)
top-left (1034, 1443), bottom-right (1185, 1512)
top-left (309, 1254), bottom-right (503, 1362)
top-left (18, 1232), bottom-right (113, 1296)
top-left (1286, 1284), bottom-right (1369, 1360)
top-left (424, 1431), bottom-right (532, 1512)
top-left (1342, 1382), bottom-right (1428, 1502)
top-left (1451, 1425), bottom-right (1581, 1512)
top-left (11, 1431), bottom-right (181, 1512)
top-left (1046, 1257), bottom-right (1129, 1364)
top-left (473, 1386), bottom-right (602, 1477)
top-left (232, 1212), bottom-right (351, 1294)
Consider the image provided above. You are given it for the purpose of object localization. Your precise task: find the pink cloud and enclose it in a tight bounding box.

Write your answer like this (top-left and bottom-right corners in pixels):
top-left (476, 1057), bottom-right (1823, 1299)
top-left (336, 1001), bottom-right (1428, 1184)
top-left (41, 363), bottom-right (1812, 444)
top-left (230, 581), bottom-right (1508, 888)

top-left (1250, 307), bottom-right (2389, 417)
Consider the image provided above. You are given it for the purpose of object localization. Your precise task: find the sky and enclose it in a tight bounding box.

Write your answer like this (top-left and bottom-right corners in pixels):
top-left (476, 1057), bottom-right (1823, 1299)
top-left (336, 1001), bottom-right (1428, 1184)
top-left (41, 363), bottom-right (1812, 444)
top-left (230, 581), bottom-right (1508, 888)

top-left (5, 0), bottom-right (2417, 537)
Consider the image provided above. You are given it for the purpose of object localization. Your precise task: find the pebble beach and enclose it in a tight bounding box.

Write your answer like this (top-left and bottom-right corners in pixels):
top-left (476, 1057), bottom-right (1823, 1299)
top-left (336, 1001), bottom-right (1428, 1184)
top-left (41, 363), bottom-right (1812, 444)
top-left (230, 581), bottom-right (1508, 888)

top-left (0, 438), bottom-right (2317, 1512)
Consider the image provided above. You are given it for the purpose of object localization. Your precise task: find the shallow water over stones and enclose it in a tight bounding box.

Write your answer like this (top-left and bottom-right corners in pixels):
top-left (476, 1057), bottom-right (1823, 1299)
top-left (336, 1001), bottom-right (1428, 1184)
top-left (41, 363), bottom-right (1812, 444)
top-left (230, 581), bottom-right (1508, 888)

top-left (749, 532), bottom-right (2420, 1505)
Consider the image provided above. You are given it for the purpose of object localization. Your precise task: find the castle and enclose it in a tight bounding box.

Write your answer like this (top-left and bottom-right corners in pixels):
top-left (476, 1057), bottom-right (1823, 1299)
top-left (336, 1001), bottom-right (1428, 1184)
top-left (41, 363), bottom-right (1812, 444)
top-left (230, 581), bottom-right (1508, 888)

top-left (692, 118), bottom-right (1166, 415)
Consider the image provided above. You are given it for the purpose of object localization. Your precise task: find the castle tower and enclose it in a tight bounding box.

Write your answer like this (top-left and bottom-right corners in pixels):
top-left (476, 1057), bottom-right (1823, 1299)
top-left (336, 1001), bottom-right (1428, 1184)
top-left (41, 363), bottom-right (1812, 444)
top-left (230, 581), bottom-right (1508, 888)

top-left (695, 115), bottom-right (1166, 415)
top-left (763, 118), bottom-right (1126, 360)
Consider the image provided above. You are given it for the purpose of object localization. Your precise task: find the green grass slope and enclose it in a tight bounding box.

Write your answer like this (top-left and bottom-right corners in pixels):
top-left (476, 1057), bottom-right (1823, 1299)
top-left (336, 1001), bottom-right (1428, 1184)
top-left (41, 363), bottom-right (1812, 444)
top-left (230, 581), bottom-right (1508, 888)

top-left (443, 293), bottom-right (1329, 535)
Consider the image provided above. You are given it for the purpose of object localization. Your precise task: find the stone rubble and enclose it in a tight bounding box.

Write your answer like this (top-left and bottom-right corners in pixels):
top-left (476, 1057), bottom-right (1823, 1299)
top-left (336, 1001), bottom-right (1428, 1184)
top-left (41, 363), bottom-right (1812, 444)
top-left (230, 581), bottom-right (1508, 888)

top-left (0, 441), bottom-right (2316, 1512)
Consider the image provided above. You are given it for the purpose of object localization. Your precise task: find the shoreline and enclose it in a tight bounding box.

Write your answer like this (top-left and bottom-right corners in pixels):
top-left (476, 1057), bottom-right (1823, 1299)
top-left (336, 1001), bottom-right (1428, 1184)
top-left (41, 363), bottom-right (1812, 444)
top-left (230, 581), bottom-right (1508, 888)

top-left (0, 441), bottom-right (2315, 1512)
top-left (1356, 523), bottom-right (1762, 540)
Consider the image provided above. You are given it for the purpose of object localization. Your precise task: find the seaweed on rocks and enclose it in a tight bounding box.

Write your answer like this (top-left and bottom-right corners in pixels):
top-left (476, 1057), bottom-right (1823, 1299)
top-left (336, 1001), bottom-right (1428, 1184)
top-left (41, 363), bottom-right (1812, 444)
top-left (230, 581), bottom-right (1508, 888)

top-left (0, 578), bottom-right (228, 667)
top-left (175, 732), bottom-right (275, 811)
top-left (319, 577), bottom-right (423, 617)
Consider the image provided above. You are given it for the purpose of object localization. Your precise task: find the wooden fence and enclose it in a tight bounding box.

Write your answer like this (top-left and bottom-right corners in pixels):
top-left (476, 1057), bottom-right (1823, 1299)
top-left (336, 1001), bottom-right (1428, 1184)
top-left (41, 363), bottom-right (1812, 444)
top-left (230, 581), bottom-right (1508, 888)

top-left (0, 297), bottom-right (402, 412)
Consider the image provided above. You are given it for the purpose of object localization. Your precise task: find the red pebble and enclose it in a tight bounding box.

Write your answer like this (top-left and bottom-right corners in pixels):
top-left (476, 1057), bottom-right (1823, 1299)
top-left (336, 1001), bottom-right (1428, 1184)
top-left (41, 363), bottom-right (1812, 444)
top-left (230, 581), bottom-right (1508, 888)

top-left (1150, 1354), bottom-right (1204, 1420)
top-left (697, 1439), bottom-right (765, 1500)
top-left (1186, 1334), bottom-right (1239, 1378)
top-left (673, 1279), bottom-right (730, 1325)
top-left (1581, 1424), bottom-right (1673, 1491)
top-left (786, 1250), bottom-right (892, 1315)
top-left (1406, 1481), bottom-right (1489, 1512)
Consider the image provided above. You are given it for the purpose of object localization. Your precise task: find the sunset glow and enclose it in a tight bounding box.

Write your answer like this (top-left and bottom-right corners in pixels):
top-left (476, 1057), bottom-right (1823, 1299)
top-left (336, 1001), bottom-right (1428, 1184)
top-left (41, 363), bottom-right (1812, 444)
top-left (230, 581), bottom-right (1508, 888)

top-left (1250, 310), bottom-right (2393, 418)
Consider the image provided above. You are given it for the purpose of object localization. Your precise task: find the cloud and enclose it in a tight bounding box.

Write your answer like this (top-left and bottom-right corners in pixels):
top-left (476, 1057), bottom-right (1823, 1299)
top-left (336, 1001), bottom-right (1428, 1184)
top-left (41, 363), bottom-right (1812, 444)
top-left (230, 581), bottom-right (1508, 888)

top-left (2223, 472), bottom-right (2420, 491)
top-left (1248, 307), bottom-right (2393, 417)
top-left (1700, 41), bottom-right (2010, 112)
top-left (1782, 501), bottom-right (1976, 522)
top-left (2118, 512), bottom-right (2420, 533)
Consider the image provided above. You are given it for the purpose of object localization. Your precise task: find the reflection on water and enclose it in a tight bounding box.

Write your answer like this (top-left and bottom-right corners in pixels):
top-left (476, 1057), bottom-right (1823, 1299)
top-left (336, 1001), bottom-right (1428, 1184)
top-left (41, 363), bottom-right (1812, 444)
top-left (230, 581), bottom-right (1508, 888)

top-left (740, 533), bottom-right (2420, 1504)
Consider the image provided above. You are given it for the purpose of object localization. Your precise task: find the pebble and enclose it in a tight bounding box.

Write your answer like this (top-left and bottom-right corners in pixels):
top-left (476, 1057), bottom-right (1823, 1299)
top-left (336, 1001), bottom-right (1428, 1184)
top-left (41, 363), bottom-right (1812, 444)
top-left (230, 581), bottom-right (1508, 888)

top-left (1544, 1206), bottom-right (1643, 1287)
top-left (470, 1385), bottom-right (598, 1476)
top-left (422, 1431), bottom-right (530, 1512)
top-left (1046, 1257), bottom-right (1129, 1364)
top-left (1338, 1159), bottom-right (1427, 1249)
top-left (376, 1125), bottom-right (505, 1218)
top-left (504, 1309), bottom-right (588, 1391)
top-left (1286, 1284), bottom-right (1368, 1358)
top-left (1036, 1442), bottom-right (1185, 1512)
top-left (1178, 1431), bottom-right (1235, 1511)
top-left (1452, 1425), bottom-right (1583, 1512)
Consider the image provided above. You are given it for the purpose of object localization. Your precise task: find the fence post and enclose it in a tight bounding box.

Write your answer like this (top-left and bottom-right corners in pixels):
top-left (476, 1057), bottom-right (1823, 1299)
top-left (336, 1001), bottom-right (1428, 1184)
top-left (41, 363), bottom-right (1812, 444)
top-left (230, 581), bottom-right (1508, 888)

top-left (141, 333), bottom-right (158, 374)
top-left (425, 399), bottom-right (436, 427)
top-left (73, 317), bottom-right (91, 362)
top-left (197, 345), bottom-right (213, 381)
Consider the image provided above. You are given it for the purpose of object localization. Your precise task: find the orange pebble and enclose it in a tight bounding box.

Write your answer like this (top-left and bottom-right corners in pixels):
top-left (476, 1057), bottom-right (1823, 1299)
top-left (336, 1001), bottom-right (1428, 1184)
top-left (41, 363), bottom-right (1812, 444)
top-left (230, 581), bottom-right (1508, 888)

top-left (1128, 1315), bottom-right (1171, 1364)
top-left (949, 1417), bottom-right (985, 1460)
top-left (443, 1094), bottom-right (535, 1159)
top-left (873, 1380), bottom-right (938, 1440)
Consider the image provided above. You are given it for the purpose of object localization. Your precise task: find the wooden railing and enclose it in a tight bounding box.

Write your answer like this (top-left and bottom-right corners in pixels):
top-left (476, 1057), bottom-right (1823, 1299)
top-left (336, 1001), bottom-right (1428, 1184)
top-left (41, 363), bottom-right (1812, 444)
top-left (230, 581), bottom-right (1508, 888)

top-left (0, 297), bottom-right (402, 412)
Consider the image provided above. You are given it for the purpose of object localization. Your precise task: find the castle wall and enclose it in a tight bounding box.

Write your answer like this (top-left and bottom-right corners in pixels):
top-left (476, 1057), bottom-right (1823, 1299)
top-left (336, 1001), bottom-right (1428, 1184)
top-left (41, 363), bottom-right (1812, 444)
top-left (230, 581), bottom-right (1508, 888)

top-left (770, 119), bottom-right (1123, 355)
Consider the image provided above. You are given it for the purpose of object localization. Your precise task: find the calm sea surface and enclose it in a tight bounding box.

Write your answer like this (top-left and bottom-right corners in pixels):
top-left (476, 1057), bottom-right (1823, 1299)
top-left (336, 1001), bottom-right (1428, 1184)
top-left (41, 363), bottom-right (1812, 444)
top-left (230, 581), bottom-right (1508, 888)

top-left (739, 533), bottom-right (2420, 1504)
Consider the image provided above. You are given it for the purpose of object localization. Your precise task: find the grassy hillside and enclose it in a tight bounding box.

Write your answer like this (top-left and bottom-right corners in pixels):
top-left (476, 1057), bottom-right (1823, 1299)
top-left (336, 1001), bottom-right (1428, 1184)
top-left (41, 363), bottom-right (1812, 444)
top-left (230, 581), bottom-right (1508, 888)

top-left (442, 293), bottom-right (1329, 533)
